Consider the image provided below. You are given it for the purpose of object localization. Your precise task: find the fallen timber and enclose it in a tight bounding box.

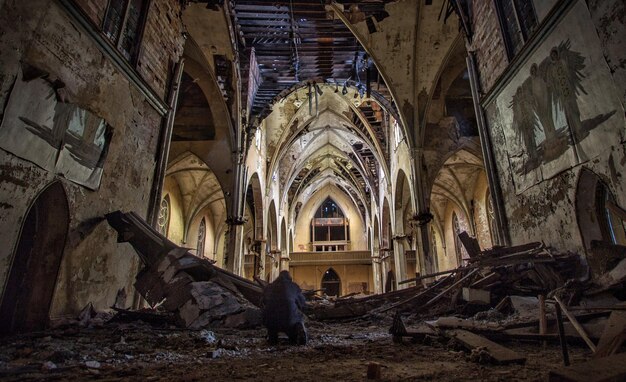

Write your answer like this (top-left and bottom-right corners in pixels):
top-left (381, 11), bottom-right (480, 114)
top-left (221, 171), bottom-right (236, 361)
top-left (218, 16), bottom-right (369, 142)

top-left (309, 239), bottom-right (582, 321)
top-left (106, 211), bottom-right (263, 329)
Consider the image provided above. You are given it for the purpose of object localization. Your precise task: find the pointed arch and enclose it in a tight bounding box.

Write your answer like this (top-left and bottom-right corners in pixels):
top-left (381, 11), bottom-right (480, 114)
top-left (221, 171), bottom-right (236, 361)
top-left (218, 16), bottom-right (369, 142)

top-left (157, 194), bottom-right (171, 237)
top-left (0, 181), bottom-right (69, 333)
top-left (245, 172), bottom-right (264, 239)
top-left (321, 268), bottom-right (341, 297)
top-left (196, 217), bottom-right (207, 257)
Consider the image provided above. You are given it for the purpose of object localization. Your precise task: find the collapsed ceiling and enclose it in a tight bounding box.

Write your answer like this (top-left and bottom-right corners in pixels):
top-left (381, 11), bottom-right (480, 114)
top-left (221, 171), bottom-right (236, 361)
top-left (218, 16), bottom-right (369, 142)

top-left (228, 1), bottom-right (402, 220)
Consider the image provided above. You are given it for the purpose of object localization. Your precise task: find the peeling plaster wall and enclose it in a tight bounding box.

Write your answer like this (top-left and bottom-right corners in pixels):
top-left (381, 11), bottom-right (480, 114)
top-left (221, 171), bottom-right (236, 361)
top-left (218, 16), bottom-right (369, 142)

top-left (0, 0), bottom-right (184, 318)
top-left (586, 0), bottom-right (626, 106)
top-left (183, 3), bottom-right (235, 72)
top-left (474, 0), bottom-right (626, 253)
top-left (472, 172), bottom-right (494, 250)
top-left (415, 4), bottom-right (459, 96)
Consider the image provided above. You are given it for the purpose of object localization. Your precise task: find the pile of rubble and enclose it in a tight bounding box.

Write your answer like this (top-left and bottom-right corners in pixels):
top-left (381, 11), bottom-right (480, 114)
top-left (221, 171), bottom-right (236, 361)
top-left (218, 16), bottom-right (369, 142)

top-left (103, 211), bottom-right (625, 380)
top-left (106, 211), bottom-right (263, 330)
top-left (301, 231), bottom-right (626, 379)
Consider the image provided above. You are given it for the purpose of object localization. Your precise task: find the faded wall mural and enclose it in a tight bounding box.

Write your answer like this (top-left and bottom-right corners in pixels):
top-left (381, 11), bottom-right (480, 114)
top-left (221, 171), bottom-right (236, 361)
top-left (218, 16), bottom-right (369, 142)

top-left (485, 0), bottom-right (623, 193)
top-left (0, 68), bottom-right (112, 190)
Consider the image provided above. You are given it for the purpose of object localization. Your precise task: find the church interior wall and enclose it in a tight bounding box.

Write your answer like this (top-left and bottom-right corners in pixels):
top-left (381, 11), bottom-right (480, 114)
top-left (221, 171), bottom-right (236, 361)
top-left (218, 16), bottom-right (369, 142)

top-left (292, 184), bottom-right (367, 252)
top-left (0, 0), bottom-right (185, 318)
top-left (474, 0), bottom-right (626, 254)
top-left (162, 177), bottom-right (186, 245)
top-left (289, 264), bottom-right (373, 296)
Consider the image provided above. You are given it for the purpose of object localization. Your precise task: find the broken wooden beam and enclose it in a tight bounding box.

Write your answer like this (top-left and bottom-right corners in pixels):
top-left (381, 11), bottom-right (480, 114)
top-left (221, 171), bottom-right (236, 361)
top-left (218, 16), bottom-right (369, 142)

top-left (376, 273), bottom-right (455, 314)
top-left (555, 302), bottom-right (570, 366)
top-left (445, 329), bottom-right (526, 365)
top-left (593, 304), bottom-right (626, 358)
top-left (413, 268), bottom-right (480, 314)
top-left (554, 296), bottom-right (597, 352)
top-left (398, 266), bottom-right (474, 285)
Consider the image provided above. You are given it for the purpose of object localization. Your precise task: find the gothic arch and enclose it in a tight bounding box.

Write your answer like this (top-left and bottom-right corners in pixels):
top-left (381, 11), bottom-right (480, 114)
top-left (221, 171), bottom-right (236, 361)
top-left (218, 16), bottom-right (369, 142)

top-left (0, 181), bottom-right (69, 333)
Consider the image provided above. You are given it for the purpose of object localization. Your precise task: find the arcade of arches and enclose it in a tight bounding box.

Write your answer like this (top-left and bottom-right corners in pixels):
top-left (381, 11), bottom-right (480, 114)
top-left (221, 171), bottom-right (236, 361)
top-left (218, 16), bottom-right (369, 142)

top-left (0, 0), bottom-right (625, 371)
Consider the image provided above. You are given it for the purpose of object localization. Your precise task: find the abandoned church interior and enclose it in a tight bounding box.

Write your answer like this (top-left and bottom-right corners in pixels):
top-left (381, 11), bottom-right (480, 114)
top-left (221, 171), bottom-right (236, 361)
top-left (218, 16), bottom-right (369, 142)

top-left (0, 0), bottom-right (625, 380)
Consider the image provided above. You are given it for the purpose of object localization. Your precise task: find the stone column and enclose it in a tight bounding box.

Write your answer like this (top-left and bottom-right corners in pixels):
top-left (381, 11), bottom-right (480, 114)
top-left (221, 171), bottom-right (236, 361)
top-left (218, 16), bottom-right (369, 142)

top-left (392, 235), bottom-right (407, 290)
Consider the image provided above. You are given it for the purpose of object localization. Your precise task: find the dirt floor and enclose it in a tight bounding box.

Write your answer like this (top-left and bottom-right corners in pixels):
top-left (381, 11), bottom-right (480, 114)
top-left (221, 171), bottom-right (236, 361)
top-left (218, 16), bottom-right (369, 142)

top-left (0, 314), bottom-right (591, 382)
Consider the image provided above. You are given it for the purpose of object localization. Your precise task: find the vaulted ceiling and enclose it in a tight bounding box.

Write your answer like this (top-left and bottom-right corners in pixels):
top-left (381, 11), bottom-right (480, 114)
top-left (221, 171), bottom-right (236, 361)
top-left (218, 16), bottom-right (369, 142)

top-left (228, 1), bottom-right (404, 223)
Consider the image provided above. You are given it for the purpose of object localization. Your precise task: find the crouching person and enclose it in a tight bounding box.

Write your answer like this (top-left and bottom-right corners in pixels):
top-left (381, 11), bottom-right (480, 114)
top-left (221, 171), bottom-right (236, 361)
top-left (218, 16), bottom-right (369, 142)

top-left (261, 270), bottom-right (307, 345)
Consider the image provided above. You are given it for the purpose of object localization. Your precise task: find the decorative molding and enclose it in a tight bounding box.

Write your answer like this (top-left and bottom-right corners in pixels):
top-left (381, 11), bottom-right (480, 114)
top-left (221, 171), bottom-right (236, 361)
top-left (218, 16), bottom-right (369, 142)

top-left (56, 0), bottom-right (169, 116)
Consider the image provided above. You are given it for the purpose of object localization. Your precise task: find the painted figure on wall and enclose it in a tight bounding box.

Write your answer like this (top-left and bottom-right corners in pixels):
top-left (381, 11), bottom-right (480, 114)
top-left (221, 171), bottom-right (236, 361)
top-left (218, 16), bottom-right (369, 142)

top-left (510, 40), bottom-right (616, 174)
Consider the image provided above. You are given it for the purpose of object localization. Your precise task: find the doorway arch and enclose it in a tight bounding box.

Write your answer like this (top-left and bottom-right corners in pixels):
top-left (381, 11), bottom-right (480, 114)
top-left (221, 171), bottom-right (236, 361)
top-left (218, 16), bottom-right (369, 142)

top-left (321, 268), bottom-right (341, 297)
top-left (0, 181), bottom-right (69, 333)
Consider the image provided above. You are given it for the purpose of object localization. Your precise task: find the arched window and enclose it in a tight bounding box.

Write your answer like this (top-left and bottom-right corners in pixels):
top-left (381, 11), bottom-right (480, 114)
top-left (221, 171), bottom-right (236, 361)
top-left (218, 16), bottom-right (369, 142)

top-left (311, 198), bottom-right (349, 251)
top-left (157, 195), bottom-right (170, 236)
top-left (452, 212), bottom-right (465, 266)
top-left (321, 268), bottom-right (341, 297)
top-left (315, 198), bottom-right (344, 218)
top-left (486, 189), bottom-right (497, 245)
top-left (197, 218), bottom-right (206, 257)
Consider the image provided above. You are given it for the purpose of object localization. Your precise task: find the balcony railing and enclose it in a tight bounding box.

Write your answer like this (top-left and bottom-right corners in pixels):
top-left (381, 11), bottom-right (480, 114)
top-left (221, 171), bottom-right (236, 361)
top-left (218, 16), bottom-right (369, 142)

top-left (289, 250), bottom-right (372, 266)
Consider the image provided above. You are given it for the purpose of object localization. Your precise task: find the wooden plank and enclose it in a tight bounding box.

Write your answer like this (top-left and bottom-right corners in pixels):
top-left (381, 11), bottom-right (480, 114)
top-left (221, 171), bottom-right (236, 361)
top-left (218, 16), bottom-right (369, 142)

top-left (376, 273), bottom-right (455, 313)
top-left (594, 306), bottom-right (626, 358)
top-left (446, 329), bottom-right (526, 364)
top-left (470, 272), bottom-right (500, 288)
top-left (398, 267), bottom-right (471, 285)
top-left (458, 231), bottom-right (481, 257)
top-left (555, 296), bottom-right (597, 352)
top-left (414, 268), bottom-right (480, 313)
top-left (480, 242), bottom-right (543, 258)
top-left (549, 352), bottom-right (626, 382)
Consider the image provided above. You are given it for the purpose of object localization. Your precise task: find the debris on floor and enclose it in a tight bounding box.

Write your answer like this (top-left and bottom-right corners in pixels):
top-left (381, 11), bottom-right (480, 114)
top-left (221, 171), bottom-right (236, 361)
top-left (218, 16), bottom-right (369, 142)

top-left (106, 211), bottom-right (263, 330)
top-left (383, 234), bottom-right (626, 372)
top-left (5, 220), bottom-right (620, 381)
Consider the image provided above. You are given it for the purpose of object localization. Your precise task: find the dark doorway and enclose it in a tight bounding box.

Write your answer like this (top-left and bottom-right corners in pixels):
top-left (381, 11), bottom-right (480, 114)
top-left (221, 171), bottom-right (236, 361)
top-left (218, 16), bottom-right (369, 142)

top-left (321, 268), bottom-right (341, 297)
top-left (385, 270), bottom-right (396, 293)
top-left (0, 182), bottom-right (69, 334)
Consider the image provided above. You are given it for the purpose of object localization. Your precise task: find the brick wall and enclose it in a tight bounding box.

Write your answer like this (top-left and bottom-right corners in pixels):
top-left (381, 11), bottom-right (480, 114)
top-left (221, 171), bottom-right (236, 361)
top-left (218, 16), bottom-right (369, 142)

top-left (74, 0), bottom-right (108, 26)
top-left (73, 0), bottom-right (185, 100)
top-left (137, 0), bottom-right (185, 98)
top-left (468, 0), bottom-right (508, 94)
